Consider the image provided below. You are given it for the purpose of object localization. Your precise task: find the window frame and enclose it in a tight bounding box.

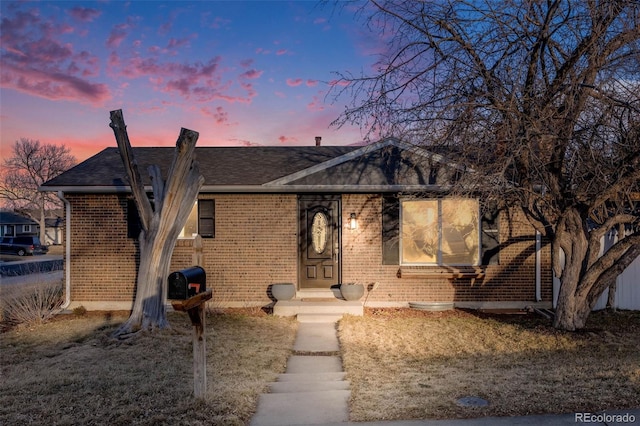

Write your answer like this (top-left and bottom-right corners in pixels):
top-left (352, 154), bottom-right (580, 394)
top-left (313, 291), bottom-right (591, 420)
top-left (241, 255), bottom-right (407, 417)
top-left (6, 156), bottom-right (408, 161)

top-left (399, 198), bottom-right (481, 266)
top-left (129, 197), bottom-right (215, 240)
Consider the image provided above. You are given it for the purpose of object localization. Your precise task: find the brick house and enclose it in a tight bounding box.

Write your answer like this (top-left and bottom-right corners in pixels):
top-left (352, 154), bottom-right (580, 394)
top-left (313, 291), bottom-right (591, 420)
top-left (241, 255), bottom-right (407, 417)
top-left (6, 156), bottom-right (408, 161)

top-left (40, 138), bottom-right (552, 311)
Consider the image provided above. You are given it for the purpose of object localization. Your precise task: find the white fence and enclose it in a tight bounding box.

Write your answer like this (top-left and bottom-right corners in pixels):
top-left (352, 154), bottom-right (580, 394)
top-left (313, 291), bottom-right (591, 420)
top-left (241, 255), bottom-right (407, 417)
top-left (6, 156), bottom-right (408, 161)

top-left (553, 230), bottom-right (640, 311)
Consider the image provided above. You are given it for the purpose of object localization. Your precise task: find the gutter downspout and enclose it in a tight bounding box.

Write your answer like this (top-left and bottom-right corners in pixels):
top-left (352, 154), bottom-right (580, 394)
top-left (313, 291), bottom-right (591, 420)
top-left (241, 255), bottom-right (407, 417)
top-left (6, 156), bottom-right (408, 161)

top-left (57, 191), bottom-right (71, 310)
top-left (535, 230), bottom-right (542, 303)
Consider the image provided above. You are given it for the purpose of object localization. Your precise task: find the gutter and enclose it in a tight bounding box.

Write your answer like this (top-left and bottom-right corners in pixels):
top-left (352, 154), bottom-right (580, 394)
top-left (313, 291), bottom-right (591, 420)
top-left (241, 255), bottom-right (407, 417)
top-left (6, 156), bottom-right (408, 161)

top-left (57, 191), bottom-right (72, 310)
top-left (535, 230), bottom-right (542, 302)
top-left (41, 184), bottom-right (452, 194)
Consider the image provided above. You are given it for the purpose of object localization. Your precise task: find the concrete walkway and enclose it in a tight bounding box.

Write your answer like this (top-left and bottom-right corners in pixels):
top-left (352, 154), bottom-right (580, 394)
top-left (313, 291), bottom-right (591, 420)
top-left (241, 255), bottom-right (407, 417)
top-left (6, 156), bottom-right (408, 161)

top-left (251, 315), bottom-right (640, 426)
top-left (250, 318), bottom-right (350, 426)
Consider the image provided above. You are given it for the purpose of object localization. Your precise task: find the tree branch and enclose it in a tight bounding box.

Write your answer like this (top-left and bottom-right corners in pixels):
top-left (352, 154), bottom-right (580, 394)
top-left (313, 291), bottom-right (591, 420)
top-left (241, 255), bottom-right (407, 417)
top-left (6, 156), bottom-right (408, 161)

top-left (109, 109), bottom-right (154, 232)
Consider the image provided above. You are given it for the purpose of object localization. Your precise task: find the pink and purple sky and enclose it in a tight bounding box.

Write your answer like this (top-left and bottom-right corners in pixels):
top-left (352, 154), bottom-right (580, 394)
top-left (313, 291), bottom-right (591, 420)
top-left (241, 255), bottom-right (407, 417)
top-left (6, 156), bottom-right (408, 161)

top-left (1, 1), bottom-right (381, 162)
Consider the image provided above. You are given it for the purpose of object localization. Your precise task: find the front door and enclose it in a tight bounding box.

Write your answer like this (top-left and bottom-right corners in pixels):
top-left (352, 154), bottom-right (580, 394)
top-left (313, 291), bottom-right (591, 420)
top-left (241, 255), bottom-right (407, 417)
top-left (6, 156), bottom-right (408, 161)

top-left (299, 195), bottom-right (341, 289)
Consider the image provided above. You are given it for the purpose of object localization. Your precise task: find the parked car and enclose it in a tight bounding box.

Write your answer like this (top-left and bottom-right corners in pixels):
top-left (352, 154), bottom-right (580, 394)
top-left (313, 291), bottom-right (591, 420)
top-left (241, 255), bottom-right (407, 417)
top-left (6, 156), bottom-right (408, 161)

top-left (0, 236), bottom-right (49, 256)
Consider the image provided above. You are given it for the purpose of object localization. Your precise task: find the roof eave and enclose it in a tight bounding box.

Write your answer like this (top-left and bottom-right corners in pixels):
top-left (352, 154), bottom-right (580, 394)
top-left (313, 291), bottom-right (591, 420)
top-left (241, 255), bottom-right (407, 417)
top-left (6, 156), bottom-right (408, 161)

top-left (40, 184), bottom-right (450, 194)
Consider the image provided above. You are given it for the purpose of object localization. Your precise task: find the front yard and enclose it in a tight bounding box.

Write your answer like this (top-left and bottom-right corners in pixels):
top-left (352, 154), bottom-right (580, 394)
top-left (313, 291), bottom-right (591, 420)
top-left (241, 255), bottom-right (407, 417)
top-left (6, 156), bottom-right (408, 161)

top-left (0, 309), bottom-right (297, 426)
top-left (339, 308), bottom-right (640, 421)
top-left (1, 303), bottom-right (639, 425)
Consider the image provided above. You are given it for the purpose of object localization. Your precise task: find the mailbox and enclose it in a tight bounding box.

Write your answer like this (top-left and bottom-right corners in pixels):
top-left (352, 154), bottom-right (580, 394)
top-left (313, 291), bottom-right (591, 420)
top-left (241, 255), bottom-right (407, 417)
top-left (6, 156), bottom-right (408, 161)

top-left (168, 266), bottom-right (206, 300)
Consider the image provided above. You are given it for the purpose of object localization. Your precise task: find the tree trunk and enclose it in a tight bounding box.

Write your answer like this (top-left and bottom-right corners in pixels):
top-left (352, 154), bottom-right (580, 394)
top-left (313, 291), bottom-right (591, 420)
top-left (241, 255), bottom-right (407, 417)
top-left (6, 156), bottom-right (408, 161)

top-left (109, 110), bottom-right (204, 337)
top-left (553, 209), bottom-right (640, 331)
top-left (39, 197), bottom-right (46, 245)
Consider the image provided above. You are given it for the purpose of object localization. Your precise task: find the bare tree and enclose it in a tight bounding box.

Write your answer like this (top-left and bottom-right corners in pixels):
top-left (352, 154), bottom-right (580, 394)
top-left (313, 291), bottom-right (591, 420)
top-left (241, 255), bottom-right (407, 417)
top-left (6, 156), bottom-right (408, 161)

top-left (1, 138), bottom-right (77, 243)
top-left (109, 110), bottom-right (204, 337)
top-left (332, 0), bottom-right (640, 330)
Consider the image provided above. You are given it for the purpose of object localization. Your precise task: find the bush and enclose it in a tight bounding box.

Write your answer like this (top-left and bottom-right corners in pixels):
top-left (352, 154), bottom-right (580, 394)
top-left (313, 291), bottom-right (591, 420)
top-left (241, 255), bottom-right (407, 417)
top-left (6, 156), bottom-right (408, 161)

top-left (0, 280), bottom-right (64, 327)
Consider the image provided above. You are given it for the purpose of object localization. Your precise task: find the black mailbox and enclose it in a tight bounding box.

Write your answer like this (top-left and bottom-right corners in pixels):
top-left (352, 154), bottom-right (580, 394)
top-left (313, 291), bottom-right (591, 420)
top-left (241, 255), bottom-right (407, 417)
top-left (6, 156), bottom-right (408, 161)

top-left (168, 266), bottom-right (206, 300)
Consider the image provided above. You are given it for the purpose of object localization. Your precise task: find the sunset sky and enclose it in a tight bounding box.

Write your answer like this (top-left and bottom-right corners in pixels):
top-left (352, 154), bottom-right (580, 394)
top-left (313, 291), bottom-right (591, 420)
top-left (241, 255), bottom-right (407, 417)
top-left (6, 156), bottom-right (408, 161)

top-left (1, 1), bottom-right (382, 162)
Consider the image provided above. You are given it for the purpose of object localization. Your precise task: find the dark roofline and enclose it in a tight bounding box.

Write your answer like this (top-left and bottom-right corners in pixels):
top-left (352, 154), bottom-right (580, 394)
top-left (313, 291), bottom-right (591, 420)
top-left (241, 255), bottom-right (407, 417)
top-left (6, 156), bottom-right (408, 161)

top-left (40, 138), bottom-right (459, 193)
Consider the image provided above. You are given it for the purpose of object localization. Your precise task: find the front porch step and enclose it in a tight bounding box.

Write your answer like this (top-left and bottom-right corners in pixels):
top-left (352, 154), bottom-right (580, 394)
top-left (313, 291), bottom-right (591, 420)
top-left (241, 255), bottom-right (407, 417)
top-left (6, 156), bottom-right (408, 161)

top-left (268, 380), bottom-right (351, 393)
top-left (273, 300), bottom-right (363, 318)
top-left (296, 288), bottom-right (342, 299)
top-left (296, 313), bottom-right (344, 323)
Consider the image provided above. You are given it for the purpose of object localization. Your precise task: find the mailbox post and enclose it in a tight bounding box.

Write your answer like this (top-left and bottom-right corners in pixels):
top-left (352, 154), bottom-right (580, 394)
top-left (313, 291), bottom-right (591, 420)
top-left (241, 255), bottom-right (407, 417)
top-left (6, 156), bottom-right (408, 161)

top-left (169, 267), bottom-right (211, 399)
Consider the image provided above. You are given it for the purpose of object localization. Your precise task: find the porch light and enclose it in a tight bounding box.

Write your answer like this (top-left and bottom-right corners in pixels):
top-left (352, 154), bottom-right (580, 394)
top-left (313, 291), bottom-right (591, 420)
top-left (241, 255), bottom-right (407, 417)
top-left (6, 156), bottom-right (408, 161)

top-left (349, 213), bottom-right (358, 230)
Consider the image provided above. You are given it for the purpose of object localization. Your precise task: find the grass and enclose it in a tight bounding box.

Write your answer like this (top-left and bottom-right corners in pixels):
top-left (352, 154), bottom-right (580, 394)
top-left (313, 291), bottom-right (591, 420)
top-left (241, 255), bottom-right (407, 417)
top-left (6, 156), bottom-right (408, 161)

top-left (339, 308), bottom-right (640, 422)
top-left (0, 308), bottom-right (297, 426)
top-left (2, 301), bottom-right (639, 425)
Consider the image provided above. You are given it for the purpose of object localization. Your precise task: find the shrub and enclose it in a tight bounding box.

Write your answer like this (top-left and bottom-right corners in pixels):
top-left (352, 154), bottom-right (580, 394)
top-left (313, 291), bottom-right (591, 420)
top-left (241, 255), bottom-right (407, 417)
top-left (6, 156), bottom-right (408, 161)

top-left (73, 305), bottom-right (87, 316)
top-left (0, 280), bottom-right (64, 327)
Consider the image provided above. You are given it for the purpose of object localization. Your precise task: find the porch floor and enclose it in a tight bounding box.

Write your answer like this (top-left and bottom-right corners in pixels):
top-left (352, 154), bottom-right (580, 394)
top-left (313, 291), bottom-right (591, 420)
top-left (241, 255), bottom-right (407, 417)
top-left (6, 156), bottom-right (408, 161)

top-left (273, 288), bottom-right (364, 319)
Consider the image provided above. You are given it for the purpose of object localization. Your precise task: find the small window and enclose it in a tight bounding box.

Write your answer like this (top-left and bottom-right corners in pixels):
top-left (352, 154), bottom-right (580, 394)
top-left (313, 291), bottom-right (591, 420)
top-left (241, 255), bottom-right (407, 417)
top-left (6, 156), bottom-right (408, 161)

top-left (129, 198), bottom-right (215, 239)
top-left (382, 195), bottom-right (400, 265)
top-left (23, 225), bottom-right (32, 233)
top-left (4, 225), bottom-right (15, 237)
top-left (180, 202), bottom-right (199, 238)
top-left (198, 199), bottom-right (215, 238)
top-left (481, 206), bottom-right (500, 265)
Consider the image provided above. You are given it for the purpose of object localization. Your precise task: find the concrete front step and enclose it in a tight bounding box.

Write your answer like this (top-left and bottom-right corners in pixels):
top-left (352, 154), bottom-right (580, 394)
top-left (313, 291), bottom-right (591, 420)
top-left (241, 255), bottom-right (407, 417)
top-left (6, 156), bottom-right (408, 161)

top-left (268, 380), bottom-right (351, 393)
top-left (286, 355), bottom-right (343, 374)
top-left (274, 300), bottom-right (363, 317)
top-left (250, 390), bottom-right (350, 426)
top-left (296, 313), bottom-right (344, 323)
top-left (276, 372), bottom-right (347, 382)
top-left (296, 288), bottom-right (341, 299)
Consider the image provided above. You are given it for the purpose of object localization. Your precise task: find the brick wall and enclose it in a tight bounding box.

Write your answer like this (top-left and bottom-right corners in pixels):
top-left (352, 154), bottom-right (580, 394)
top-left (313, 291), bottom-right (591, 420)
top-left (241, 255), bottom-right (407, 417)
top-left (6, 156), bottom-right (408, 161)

top-left (66, 193), bottom-right (297, 306)
top-left (66, 193), bottom-right (138, 302)
top-left (65, 192), bottom-right (551, 307)
top-left (341, 194), bottom-right (552, 303)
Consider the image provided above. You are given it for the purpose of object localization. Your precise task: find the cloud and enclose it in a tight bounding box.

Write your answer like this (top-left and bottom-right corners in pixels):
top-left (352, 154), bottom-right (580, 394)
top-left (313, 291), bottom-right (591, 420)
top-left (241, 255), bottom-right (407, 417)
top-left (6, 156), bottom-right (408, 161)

top-left (201, 106), bottom-right (229, 124)
top-left (0, 6), bottom-right (110, 104)
top-left (286, 78), bottom-right (303, 87)
top-left (106, 23), bottom-right (130, 49)
top-left (307, 94), bottom-right (326, 112)
top-left (167, 37), bottom-right (193, 50)
top-left (68, 7), bottom-right (102, 22)
top-left (278, 135), bottom-right (299, 144)
top-left (240, 69), bottom-right (263, 80)
top-left (329, 79), bottom-right (349, 87)
top-left (110, 55), bottom-right (251, 103)
top-left (306, 80), bottom-right (318, 87)
top-left (276, 49), bottom-right (288, 56)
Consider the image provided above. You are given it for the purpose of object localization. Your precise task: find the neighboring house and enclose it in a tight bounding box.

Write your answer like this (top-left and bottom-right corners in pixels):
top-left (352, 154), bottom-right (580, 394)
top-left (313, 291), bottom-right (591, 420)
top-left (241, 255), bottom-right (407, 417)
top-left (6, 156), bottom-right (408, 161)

top-left (0, 211), bottom-right (39, 238)
top-left (40, 138), bottom-right (553, 311)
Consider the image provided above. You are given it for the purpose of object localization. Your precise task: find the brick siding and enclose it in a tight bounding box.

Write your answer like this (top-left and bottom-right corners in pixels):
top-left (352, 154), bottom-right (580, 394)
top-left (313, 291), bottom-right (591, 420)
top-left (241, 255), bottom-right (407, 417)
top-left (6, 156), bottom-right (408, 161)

top-left (65, 192), bottom-right (551, 307)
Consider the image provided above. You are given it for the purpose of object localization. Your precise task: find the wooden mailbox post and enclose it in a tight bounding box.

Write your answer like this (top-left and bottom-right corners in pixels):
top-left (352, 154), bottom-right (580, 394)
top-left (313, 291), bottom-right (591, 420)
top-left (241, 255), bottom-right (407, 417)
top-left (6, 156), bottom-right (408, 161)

top-left (172, 289), bottom-right (213, 398)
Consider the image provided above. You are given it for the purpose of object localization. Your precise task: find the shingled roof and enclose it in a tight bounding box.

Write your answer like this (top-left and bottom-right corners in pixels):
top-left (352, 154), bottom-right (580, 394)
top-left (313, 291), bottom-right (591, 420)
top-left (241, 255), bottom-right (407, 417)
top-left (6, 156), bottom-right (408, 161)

top-left (41, 138), bottom-right (452, 193)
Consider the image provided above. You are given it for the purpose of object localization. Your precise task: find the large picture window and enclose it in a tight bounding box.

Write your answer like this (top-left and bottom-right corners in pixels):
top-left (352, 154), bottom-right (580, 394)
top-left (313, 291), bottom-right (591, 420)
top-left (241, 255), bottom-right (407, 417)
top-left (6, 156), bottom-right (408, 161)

top-left (401, 199), bottom-right (480, 265)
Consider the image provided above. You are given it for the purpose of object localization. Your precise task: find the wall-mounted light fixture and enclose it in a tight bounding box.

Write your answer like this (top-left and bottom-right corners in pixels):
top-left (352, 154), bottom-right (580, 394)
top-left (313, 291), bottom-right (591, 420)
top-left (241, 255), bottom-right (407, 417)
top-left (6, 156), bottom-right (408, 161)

top-left (349, 213), bottom-right (358, 230)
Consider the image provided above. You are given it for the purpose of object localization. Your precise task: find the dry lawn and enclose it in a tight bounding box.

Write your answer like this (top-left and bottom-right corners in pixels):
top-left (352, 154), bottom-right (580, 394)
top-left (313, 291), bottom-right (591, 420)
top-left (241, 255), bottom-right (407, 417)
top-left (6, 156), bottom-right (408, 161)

top-left (339, 308), bottom-right (640, 422)
top-left (0, 309), bottom-right (297, 426)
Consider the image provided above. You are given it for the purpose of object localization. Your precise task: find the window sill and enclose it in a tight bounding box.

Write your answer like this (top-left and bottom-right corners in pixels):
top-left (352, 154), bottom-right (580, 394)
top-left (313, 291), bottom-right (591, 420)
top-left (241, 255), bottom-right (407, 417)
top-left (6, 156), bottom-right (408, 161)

top-left (398, 266), bottom-right (485, 282)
